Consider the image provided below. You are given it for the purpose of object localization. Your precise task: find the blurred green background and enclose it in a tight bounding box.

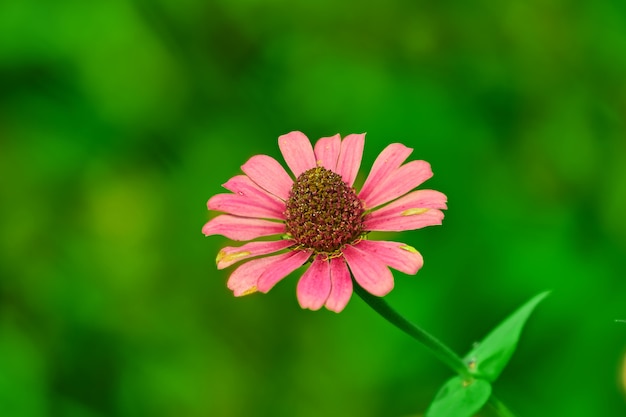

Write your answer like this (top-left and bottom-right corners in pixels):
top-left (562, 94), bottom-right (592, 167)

top-left (1, 0), bottom-right (625, 416)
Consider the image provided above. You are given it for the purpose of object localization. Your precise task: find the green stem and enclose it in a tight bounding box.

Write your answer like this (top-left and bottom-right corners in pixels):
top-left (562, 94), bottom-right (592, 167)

top-left (353, 281), bottom-right (473, 380)
top-left (488, 395), bottom-right (516, 417)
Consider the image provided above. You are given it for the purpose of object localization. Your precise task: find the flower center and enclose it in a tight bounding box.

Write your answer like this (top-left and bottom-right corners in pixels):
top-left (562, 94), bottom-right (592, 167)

top-left (284, 166), bottom-right (365, 254)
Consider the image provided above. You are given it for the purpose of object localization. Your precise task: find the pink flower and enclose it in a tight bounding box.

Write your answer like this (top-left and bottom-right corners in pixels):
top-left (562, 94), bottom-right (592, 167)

top-left (202, 132), bottom-right (447, 312)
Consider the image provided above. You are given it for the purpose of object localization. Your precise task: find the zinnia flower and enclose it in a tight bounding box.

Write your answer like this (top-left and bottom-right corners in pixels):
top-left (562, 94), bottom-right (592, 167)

top-left (202, 131), bottom-right (447, 312)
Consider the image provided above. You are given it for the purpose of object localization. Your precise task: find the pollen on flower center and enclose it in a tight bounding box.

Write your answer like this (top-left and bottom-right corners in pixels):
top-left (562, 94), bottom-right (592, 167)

top-left (284, 166), bottom-right (365, 254)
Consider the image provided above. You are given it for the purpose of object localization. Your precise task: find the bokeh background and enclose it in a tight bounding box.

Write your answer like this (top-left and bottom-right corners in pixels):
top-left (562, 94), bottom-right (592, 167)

top-left (1, 1), bottom-right (625, 416)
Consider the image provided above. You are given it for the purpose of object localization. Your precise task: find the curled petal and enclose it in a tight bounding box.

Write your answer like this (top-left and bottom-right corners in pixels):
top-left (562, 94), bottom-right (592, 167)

top-left (336, 133), bottom-right (365, 187)
top-left (256, 250), bottom-right (311, 293)
top-left (241, 155), bottom-right (293, 200)
top-left (364, 208), bottom-right (445, 232)
top-left (362, 160), bottom-right (433, 209)
top-left (278, 131), bottom-right (317, 177)
top-left (354, 240), bottom-right (423, 275)
top-left (358, 143), bottom-right (413, 202)
top-left (217, 240), bottom-right (293, 269)
top-left (202, 215), bottom-right (284, 240)
top-left (297, 256), bottom-right (331, 311)
top-left (325, 257), bottom-right (353, 313)
top-left (342, 245), bottom-right (393, 297)
top-left (313, 134), bottom-right (341, 172)
top-left (228, 252), bottom-right (294, 296)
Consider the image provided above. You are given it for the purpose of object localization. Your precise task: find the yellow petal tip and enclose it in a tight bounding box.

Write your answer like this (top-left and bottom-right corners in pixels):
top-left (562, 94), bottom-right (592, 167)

top-left (399, 244), bottom-right (419, 254)
top-left (216, 250), bottom-right (252, 266)
top-left (401, 208), bottom-right (430, 216)
top-left (239, 286), bottom-right (258, 296)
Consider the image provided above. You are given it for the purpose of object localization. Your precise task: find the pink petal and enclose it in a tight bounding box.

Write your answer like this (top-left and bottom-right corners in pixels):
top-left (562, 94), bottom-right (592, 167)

top-left (217, 240), bottom-right (293, 269)
top-left (358, 143), bottom-right (413, 203)
top-left (325, 257), bottom-right (353, 313)
top-left (278, 131), bottom-right (317, 178)
top-left (364, 208), bottom-right (445, 232)
top-left (313, 134), bottom-right (341, 172)
top-left (221, 175), bottom-right (286, 216)
top-left (202, 215), bottom-right (284, 240)
top-left (207, 193), bottom-right (284, 220)
top-left (362, 160), bottom-right (433, 209)
top-left (368, 189), bottom-right (448, 218)
top-left (336, 133), bottom-right (365, 187)
top-left (227, 252), bottom-right (293, 296)
top-left (297, 256), bottom-right (331, 311)
top-left (342, 244), bottom-right (394, 297)
top-left (256, 250), bottom-right (311, 293)
top-left (354, 240), bottom-right (424, 275)
top-left (241, 155), bottom-right (293, 200)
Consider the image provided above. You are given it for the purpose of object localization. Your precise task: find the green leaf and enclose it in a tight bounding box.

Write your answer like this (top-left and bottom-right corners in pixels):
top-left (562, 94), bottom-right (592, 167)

top-left (464, 291), bottom-right (550, 381)
top-left (426, 376), bottom-right (492, 417)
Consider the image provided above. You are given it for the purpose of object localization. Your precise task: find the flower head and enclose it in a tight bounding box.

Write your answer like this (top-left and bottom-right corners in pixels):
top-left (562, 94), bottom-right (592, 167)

top-left (202, 132), bottom-right (447, 312)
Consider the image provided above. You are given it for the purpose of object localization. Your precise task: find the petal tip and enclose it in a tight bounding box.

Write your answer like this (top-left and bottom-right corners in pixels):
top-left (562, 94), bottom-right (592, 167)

top-left (299, 302), bottom-right (323, 312)
top-left (217, 249), bottom-right (252, 269)
top-left (366, 282), bottom-right (394, 298)
top-left (324, 303), bottom-right (347, 313)
top-left (278, 131), bottom-right (316, 177)
top-left (201, 220), bottom-right (215, 236)
top-left (278, 130), bottom-right (307, 139)
top-left (237, 286), bottom-right (258, 296)
top-left (399, 244), bottom-right (420, 254)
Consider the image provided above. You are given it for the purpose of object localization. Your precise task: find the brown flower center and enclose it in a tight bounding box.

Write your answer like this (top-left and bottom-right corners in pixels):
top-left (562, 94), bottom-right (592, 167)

top-left (284, 167), bottom-right (365, 254)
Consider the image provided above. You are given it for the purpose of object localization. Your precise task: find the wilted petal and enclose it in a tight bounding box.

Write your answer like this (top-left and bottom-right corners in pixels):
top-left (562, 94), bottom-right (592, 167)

top-left (256, 250), bottom-right (311, 293)
top-left (313, 134), bottom-right (341, 172)
top-left (297, 256), bottom-right (331, 311)
top-left (364, 208), bottom-right (445, 232)
top-left (354, 240), bottom-right (424, 275)
top-left (228, 252), bottom-right (292, 296)
top-left (362, 160), bottom-right (433, 209)
top-left (342, 244), bottom-right (393, 297)
top-left (241, 155), bottom-right (293, 200)
top-left (217, 240), bottom-right (293, 269)
top-left (336, 133), bottom-right (365, 187)
top-left (202, 215), bottom-right (284, 240)
top-left (278, 131), bottom-right (317, 177)
top-left (359, 143), bottom-right (413, 203)
top-left (325, 257), bottom-right (353, 313)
